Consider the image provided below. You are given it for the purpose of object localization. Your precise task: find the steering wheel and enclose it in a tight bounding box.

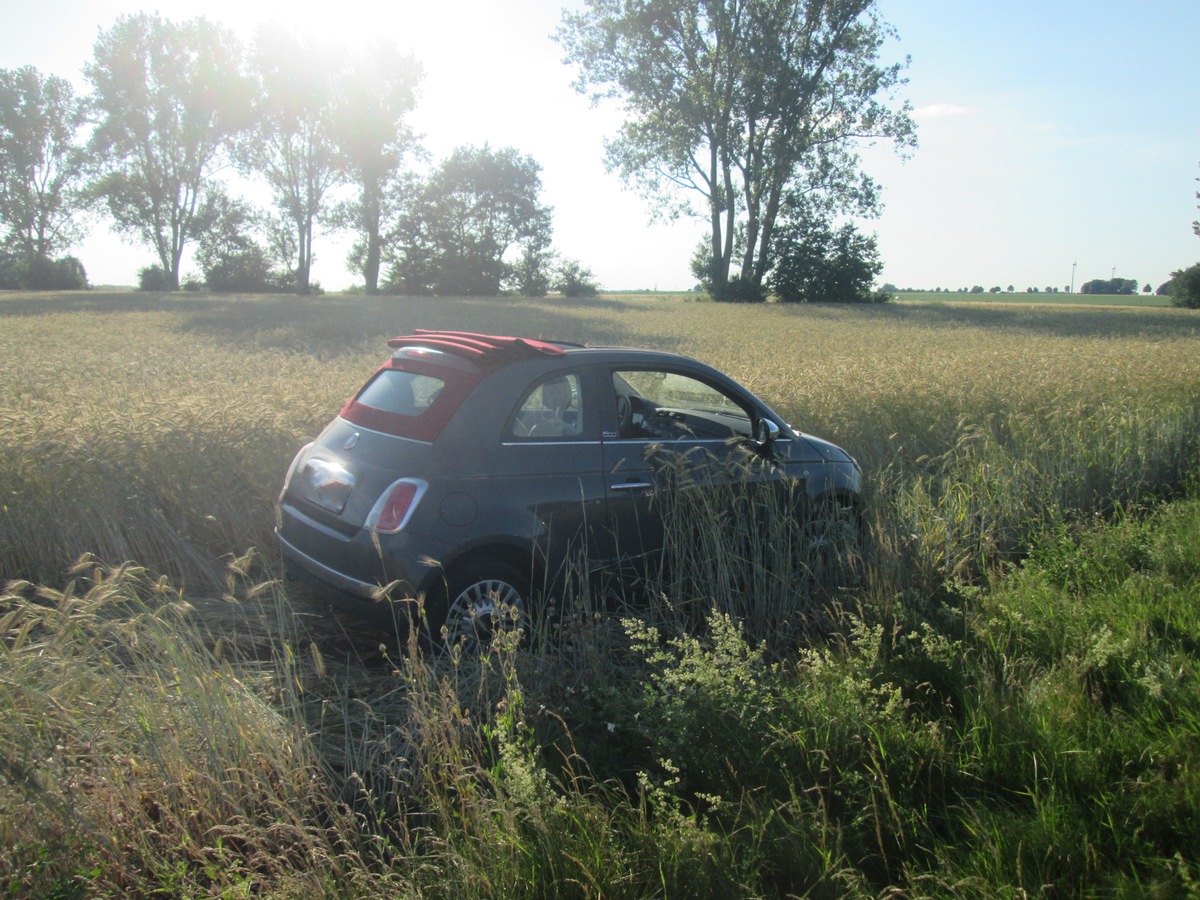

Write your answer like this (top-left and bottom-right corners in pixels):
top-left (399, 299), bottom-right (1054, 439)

top-left (615, 393), bottom-right (632, 434)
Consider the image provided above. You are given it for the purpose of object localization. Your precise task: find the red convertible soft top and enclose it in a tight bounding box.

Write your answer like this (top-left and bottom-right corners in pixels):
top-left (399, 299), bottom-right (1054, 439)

top-left (386, 329), bottom-right (567, 363)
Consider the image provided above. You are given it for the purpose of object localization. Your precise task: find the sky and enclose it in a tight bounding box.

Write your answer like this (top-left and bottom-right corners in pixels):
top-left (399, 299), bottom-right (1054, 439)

top-left (2, 0), bottom-right (1197, 292)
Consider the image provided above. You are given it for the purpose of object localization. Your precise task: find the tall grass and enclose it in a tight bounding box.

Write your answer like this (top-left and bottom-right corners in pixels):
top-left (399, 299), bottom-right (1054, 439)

top-left (9, 510), bottom-right (1197, 895)
top-left (0, 556), bottom-right (394, 897)
top-left (3, 291), bottom-right (1200, 895)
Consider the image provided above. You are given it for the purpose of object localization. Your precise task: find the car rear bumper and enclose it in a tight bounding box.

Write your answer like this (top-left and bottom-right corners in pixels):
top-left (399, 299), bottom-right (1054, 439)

top-left (277, 501), bottom-right (446, 601)
top-left (278, 530), bottom-right (380, 599)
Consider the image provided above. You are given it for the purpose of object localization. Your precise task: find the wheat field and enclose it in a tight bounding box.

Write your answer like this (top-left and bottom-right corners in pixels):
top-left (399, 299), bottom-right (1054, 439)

top-left (3, 291), bottom-right (1197, 592)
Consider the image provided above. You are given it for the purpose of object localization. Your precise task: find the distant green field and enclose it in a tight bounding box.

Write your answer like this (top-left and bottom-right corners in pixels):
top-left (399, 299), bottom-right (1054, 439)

top-left (892, 290), bottom-right (1171, 308)
top-left (598, 289), bottom-right (1175, 308)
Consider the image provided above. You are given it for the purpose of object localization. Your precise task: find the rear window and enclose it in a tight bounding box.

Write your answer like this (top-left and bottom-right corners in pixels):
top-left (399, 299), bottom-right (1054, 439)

top-left (340, 361), bottom-right (481, 442)
top-left (354, 370), bottom-right (445, 416)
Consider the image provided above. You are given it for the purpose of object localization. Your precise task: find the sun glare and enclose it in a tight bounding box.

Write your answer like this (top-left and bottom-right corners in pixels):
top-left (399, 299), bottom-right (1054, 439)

top-left (175, 0), bottom-right (526, 154)
top-left (187, 0), bottom-right (494, 59)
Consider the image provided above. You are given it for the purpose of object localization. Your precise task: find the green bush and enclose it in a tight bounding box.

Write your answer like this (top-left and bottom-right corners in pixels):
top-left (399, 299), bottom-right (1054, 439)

top-left (137, 264), bottom-right (173, 291)
top-left (769, 218), bottom-right (885, 303)
top-left (0, 252), bottom-right (88, 290)
top-left (195, 198), bottom-right (285, 293)
top-left (554, 258), bottom-right (600, 297)
top-left (1167, 262), bottom-right (1200, 309)
top-left (715, 275), bottom-right (767, 303)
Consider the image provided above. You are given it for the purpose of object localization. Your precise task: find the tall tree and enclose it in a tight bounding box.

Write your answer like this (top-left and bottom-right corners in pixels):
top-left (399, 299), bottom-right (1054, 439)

top-left (0, 66), bottom-right (92, 273)
top-left (386, 145), bottom-right (553, 296)
top-left (558, 0), bottom-right (915, 301)
top-left (86, 14), bottom-right (250, 289)
top-left (240, 28), bottom-right (345, 294)
top-left (331, 41), bottom-right (423, 294)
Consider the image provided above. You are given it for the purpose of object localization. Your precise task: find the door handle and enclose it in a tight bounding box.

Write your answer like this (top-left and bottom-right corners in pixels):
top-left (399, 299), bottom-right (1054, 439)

top-left (610, 481), bottom-right (654, 492)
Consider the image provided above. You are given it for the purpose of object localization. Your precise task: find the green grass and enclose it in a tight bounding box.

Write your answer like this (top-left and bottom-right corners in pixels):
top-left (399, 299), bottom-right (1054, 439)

top-left (2, 289), bottom-right (1200, 896)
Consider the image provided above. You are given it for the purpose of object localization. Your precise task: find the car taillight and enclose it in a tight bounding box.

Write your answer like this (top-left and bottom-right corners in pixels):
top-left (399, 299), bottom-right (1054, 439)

top-left (365, 479), bottom-right (427, 533)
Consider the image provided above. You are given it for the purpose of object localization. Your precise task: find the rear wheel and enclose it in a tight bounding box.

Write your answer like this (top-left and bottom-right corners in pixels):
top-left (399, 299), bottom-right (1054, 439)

top-left (440, 560), bottom-right (530, 650)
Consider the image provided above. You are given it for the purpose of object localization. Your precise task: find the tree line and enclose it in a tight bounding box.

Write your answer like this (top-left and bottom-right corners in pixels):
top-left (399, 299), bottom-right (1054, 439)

top-left (2, 2), bottom-right (917, 301)
top-left (0, 17), bottom-right (595, 296)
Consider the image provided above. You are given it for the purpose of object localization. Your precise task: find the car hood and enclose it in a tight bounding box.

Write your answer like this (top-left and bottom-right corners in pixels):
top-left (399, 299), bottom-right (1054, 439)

top-left (798, 432), bottom-right (856, 465)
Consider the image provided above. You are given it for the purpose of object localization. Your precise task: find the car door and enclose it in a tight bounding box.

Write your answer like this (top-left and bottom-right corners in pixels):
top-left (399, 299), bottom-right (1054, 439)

top-left (599, 365), bottom-right (789, 571)
top-left (489, 368), bottom-right (610, 589)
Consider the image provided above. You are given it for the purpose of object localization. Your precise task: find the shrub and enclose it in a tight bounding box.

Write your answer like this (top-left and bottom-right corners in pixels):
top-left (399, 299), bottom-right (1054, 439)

top-left (0, 252), bottom-right (88, 290)
top-left (137, 265), bottom-right (173, 291)
top-left (554, 258), bottom-right (600, 297)
top-left (201, 247), bottom-right (278, 293)
top-left (510, 248), bottom-right (553, 297)
top-left (1167, 262), bottom-right (1200, 309)
top-left (1081, 277), bottom-right (1138, 295)
top-left (27, 255), bottom-right (88, 290)
top-left (715, 275), bottom-right (767, 303)
top-left (196, 198), bottom-right (284, 293)
top-left (770, 218), bottom-right (884, 303)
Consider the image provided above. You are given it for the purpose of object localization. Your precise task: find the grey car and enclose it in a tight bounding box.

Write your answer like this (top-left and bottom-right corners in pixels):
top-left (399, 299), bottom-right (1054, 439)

top-left (277, 330), bottom-right (861, 643)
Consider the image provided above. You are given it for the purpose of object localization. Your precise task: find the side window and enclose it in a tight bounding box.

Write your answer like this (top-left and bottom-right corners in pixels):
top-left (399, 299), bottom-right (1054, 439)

top-left (612, 369), bottom-right (752, 440)
top-left (511, 373), bottom-right (584, 439)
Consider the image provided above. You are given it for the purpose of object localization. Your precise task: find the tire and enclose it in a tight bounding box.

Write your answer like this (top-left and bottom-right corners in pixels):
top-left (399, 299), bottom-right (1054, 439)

top-left (438, 559), bottom-right (531, 650)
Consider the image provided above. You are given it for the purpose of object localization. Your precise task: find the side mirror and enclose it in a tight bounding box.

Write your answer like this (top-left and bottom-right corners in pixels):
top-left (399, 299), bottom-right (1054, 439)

top-left (753, 417), bottom-right (780, 448)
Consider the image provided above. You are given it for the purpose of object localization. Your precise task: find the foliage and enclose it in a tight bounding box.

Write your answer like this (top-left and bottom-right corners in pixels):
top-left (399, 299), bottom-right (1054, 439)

top-left (85, 15), bottom-right (251, 290)
top-left (558, 0), bottom-right (914, 300)
top-left (1193, 160), bottom-right (1198, 239)
top-left (0, 247), bottom-right (87, 290)
top-left (689, 236), bottom-right (719, 295)
top-left (507, 244), bottom-right (555, 297)
top-left (554, 257), bottom-right (601, 297)
top-left (1080, 276), bottom-right (1138, 295)
top-left (329, 40), bottom-right (423, 294)
top-left (5, 499), bottom-right (1200, 895)
top-left (0, 66), bottom-right (92, 267)
top-left (238, 27), bottom-right (344, 295)
top-left (1166, 262), bottom-right (1200, 309)
top-left (384, 145), bottom-right (553, 296)
top-left (769, 202), bottom-right (884, 302)
top-left (194, 195), bottom-right (284, 293)
top-left (136, 264), bottom-right (172, 291)
top-left (27, 254), bottom-right (87, 290)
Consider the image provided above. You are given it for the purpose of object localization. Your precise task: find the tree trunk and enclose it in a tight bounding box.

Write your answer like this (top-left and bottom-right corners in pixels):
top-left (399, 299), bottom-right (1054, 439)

top-left (364, 234), bottom-right (381, 295)
top-left (296, 216), bottom-right (311, 293)
top-left (362, 172), bottom-right (382, 294)
top-left (708, 140), bottom-right (727, 294)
